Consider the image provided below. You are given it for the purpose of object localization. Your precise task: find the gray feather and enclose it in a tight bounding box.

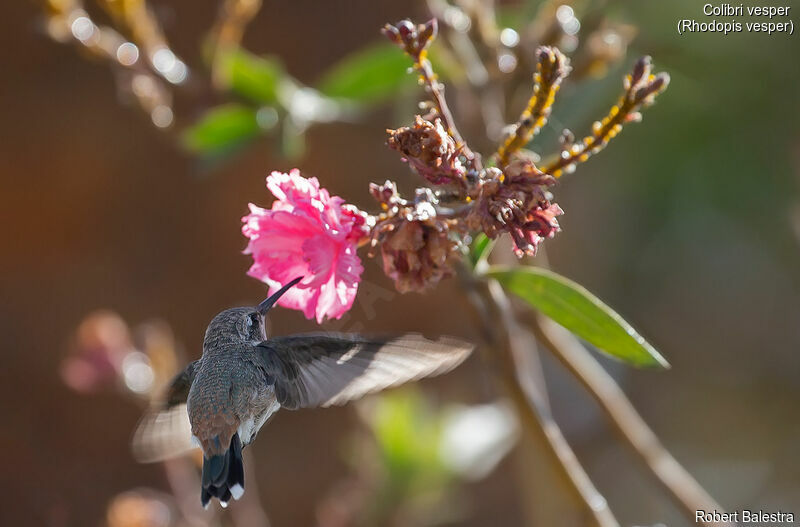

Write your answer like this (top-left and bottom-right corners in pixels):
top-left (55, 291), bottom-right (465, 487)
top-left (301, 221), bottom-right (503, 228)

top-left (131, 360), bottom-right (201, 462)
top-left (132, 403), bottom-right (197, 462)
top-left (256, 333), bottom-right (474, 410)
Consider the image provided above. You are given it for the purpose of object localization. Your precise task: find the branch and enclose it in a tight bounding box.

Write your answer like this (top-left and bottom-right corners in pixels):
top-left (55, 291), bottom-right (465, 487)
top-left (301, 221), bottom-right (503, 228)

top-left (542, 56), bottom-right (669, 177)
top-left (486, 281), bottom-right (620, 527)
top-left (208, 0), bottom-right (264, 89)
top-left (460, 266), bottom-right (619, 527)
top-left (426, 0), bottom-right (506, 146)
top-left (42, 0), bottom-right (175, 128)
top-left (495, 46), bottom-right (570, 166)
top-left (416, 51), bottom-right (465, 146)
top-left (383, 19), bottom-right (482, 171)
top-left (529, 315), bottom-right (734, 527)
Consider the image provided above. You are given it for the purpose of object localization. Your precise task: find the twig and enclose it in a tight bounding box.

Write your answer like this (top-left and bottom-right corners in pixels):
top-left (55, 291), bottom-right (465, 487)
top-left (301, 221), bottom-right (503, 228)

top-left (42, 0), bottom-right (175, 128)
top-left (529, 315), bottom-right (734, 527)
top-left (414, 50), bottom-right (482, 171)
top-left (495, 46), bottom-right (569, 166)
top-left (426, 0), bottom-right (506, 146)
top-left (460, 266), bottom-right (619, 527)
top-left (384, 20), bottom-right (482, 171)
top-left (96, 0), bottom-right (189, 85)
top-left (486, 281), bottom-right (620, 527)
top-left (208, 0), bottom-right (263, 89)
top-left (541, 56), bottom-right (668, 177)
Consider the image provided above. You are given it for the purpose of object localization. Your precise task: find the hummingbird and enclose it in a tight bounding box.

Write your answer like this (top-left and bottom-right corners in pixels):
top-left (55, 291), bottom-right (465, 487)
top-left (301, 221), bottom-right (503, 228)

top-left (133, 277), bottom-right (473, 508)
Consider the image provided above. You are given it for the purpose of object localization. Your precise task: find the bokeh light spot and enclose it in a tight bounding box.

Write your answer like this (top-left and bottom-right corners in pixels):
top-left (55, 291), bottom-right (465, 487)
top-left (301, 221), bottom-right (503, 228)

top-left (151, 105), bottom-right (173, 128)
top-left (71, 17), bottom-right (95, 43)
top-left (116, 42), bottom-right (139, 66)
top-left (500, 28), bottom-right (520, 48)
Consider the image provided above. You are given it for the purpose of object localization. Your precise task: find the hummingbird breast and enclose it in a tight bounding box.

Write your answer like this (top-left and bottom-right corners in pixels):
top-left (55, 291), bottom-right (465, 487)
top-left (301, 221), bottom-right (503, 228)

top-left (187, 346), bottom-right (277, 455)
top-left (237, 390), bottom-right (280, 446)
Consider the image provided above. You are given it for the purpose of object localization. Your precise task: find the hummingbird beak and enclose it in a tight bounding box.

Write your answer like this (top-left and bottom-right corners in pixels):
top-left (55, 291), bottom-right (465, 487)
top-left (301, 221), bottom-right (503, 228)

top-left (257, 276), bottom-right (303, 315)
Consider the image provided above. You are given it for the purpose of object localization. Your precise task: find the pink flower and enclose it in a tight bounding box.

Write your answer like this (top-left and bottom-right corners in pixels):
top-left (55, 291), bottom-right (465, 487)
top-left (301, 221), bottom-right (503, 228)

top-left (242, 170), bottom-right (371, 323)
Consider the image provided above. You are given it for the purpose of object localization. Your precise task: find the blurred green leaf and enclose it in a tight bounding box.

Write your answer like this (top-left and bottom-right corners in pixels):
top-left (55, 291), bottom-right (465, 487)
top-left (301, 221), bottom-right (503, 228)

top-left (317, 43), bottom-right (416, 102)
top-left (494, 5), bottom-right (525, 30)
top-left (370, 390), bottom-right (449, 489)
top-left (427, 42), bottom-right (464, 84)
top-left (182, 104), bottom-right (266, 155)
top-left (486, 266), bottom-right (669, 368)
top-left (469, 233), bottom-right (494, 268)
top-left (221, 49), bottom-right (285, 104)
top-left (279, 118), bottom-right (306, 160)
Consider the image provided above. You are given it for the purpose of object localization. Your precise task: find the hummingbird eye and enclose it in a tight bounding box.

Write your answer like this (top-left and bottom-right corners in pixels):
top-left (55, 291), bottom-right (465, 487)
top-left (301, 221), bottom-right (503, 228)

top-left (247, 313), bottom-right (260, 328)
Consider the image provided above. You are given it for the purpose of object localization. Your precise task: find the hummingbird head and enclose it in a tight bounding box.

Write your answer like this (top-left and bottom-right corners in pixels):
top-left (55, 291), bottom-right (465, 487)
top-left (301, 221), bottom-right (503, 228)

top-left (204, 277), bottom-right (304, 346)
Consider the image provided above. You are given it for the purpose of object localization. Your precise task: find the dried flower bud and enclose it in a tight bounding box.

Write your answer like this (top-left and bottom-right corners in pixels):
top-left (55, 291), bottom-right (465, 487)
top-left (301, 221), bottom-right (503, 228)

top-left (387, 116), bottom-right (466, 186)
top-left (371, 190), bottom-right (459, 293)
top-left (537, 46), bottom-right (571, 85)
top-left (369, 180), bottom-right (404, 209)
top-left (633, 72), bottom-right (670, 104)
top-left (467, 161), bottom-right (562, 257)
top-left (382, 24), bottom-right (402, 45)
top-left (418, 18), bottom-right (438, 46)
top-left (379, 217), bottom-right (457, 293)
top-left (396, 20), bottom-right (416, 39)
top-left (383, 18), bottom-right (438, 56)
top-left (504, 158), bottom-right (557, 186)
top-left (630, 55), bottom-right (652, 89)
top-left (508, 202), bottom-right (563, 256)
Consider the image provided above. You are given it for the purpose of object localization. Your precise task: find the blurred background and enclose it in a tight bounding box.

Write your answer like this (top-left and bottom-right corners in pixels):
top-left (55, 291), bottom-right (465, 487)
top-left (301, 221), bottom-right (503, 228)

top-left (2, 0), bottom-right (798, 526)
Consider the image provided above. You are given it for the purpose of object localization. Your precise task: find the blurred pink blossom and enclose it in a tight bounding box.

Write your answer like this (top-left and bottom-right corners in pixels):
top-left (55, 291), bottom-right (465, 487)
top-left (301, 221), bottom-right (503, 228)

top-left (60, 311), bottom-right (131, 393)
top-left (242, 170), bottom-right (371, 323)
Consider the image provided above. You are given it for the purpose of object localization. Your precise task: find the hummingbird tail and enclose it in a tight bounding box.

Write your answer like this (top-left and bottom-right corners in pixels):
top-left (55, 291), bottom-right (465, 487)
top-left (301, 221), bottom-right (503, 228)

top-left (200, 433), bottom-right (245, 508)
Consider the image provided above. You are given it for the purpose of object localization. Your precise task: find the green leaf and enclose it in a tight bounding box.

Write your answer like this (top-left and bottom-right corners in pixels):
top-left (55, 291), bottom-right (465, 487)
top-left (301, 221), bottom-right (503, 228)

top-left (182, 104), bottom-right (265, 155)
top-left (221, 49), bottom-right (285, 104)
top-left (316, 43), bottom-right (416, 102)
top-left (486, 266), bottom-right (669, 368)
top-left (469, 233), bottom-right (494, 268)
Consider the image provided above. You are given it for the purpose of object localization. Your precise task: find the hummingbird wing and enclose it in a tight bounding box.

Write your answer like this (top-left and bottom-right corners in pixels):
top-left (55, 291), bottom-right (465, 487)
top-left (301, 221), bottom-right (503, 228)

top-left (256, 334), bottom-right (473, 410)
top-left (132, 359), bottom-right (201, 462)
